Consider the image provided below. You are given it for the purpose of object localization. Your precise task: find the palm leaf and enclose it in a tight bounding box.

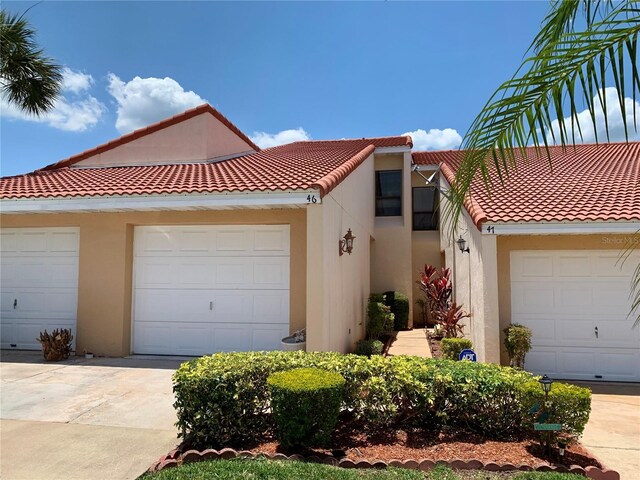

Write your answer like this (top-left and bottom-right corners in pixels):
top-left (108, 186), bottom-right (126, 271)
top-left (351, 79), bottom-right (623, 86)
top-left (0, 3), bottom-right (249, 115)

top-left (444, 1), bottom-right (640, 325)
top-left (0, 8), bottom-right (62, 115)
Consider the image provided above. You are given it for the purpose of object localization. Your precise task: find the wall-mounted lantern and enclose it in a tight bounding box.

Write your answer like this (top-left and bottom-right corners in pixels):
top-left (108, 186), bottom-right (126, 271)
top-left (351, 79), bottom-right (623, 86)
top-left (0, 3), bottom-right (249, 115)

top-left (456, 236), bottom-right (470, 253)
top-left (339, 228), bottom-right (356, 256)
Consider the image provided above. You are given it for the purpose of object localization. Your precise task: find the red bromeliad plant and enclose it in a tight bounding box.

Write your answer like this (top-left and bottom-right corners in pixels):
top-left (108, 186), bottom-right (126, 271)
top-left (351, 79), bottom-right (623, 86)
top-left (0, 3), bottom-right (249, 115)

top-left (433, 302), bottom-right (470, 338)
top-left (417, 265), bottom-right (452, 316)
top-left (418, 264), bottom-right (471, 337)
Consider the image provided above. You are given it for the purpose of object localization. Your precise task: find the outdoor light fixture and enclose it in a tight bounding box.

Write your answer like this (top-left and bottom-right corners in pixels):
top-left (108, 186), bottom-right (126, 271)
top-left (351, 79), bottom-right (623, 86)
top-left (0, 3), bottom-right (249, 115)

top-left (339, 228), bottom-right (356, 256)
top-left (539, 374), bottom-right (554, 395)
top-left (456, 236), bottom-right (470, 253)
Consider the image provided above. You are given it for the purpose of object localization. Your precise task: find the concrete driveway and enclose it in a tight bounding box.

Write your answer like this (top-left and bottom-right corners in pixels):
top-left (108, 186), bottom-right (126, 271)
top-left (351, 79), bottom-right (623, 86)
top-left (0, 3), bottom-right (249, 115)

top-left (578, 382), bottom-right (640, 480)
top-left (0, 351), bottom-right (184, 480)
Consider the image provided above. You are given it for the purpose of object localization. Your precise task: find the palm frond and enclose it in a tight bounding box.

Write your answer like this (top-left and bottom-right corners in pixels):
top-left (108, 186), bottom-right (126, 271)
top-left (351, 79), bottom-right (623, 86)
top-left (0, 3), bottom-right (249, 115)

top-left (444, 1), bottom-right (640, 325)
top-left (0, 8), bottom-right (62, 115)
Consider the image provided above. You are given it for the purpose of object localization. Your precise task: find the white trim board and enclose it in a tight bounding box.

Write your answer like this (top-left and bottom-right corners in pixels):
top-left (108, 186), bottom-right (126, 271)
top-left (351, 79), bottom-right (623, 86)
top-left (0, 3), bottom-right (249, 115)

top-left (482, 221), bottom-right (640, 235)
top-left (0, 190), bottom-right (321, 214)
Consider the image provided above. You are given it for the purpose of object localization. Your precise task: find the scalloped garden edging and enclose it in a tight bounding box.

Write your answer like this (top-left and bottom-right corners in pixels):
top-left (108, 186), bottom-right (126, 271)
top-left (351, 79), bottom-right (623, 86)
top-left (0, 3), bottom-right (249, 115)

top-left (147, 446), bottom-right (620, 480)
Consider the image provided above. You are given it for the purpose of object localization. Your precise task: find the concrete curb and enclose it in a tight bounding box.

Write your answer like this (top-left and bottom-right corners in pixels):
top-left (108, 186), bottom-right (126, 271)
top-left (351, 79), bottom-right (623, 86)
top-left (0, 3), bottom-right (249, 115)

top-left (148, 446), bottom-right (621, 479)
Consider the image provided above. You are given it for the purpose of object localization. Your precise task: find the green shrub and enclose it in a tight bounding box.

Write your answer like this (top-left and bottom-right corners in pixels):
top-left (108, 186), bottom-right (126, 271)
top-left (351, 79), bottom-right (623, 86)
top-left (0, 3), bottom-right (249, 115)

top-left (367, 296), bottom-right (394, 340)
top-left (441, 338), bottom-right (473, 360)
top-left (504, 323), bottom-right (533, 368)
top-left (384, 291), bottom-right (410, 331)
top-left (355, 339), bottom-right (384, 357)
top-left (517, 379), bottom-right (591, 440)
top-left (267, 368), bottom-right (345, 449)
top-left (173, 351), bottom-right (591, 448)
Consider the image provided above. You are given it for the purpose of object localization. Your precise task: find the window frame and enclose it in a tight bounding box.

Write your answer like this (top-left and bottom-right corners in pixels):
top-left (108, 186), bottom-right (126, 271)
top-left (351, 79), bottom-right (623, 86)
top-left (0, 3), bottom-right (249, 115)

top-left (375, 169), bottom-right (403, 217)
top-left (412, 186), bottom-right (439, 231)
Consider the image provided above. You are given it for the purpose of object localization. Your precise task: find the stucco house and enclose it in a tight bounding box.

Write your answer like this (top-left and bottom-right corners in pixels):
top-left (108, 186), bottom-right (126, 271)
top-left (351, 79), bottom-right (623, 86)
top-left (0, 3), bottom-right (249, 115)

top-left (1, 104), bottom-right (639, 382)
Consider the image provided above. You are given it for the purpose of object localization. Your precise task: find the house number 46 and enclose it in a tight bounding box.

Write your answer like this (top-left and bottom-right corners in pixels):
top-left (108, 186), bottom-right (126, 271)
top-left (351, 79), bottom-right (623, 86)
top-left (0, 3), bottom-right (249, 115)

top-left (307, 195), bottom-right (318, 204)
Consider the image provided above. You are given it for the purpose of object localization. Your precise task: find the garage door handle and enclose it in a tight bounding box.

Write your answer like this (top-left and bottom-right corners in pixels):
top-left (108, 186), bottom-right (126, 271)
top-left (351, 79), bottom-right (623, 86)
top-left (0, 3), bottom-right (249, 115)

top-left (13, 299), bottom-right (17, 310)
top-left (594, 326), bottom-right (598, 338)
top-left (209, 301), bottom-right (214, 311)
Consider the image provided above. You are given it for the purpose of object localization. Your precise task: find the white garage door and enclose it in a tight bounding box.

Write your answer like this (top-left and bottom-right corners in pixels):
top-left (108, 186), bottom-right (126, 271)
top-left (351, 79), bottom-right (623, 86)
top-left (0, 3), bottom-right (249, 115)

top-left (511, 250), bottom-right (640, 382)
top-left (133, 225), bottom-right (290, 355)
top-left (0, 227), bottom-right (79, 350)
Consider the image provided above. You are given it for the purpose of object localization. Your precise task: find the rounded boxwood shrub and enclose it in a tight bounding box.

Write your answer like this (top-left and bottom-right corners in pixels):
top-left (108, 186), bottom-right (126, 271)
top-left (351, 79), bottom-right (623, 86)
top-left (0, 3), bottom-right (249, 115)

top-left (354, 339), bottom-right (384, 357)
top-left (441, 338), bottom-right (473, 360)
top-left (267, 368), bottom-right (345, 449)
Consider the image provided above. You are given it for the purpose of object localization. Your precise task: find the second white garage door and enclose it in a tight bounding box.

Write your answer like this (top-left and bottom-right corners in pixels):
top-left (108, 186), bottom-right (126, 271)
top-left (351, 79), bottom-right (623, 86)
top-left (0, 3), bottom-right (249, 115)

top-left (511, 250), bottom-right (640, 382)
top-left (133, 225), bottom-right (290, 356)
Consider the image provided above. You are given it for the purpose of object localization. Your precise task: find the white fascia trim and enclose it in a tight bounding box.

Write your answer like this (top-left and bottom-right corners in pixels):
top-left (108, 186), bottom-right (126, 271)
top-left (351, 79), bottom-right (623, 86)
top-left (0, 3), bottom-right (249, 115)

top-left (374, 145), bottom-right (412, 154)
top-left (483, 221), bottom-right (640, 235)
top-left (0, 190), bottom-right (321, 214)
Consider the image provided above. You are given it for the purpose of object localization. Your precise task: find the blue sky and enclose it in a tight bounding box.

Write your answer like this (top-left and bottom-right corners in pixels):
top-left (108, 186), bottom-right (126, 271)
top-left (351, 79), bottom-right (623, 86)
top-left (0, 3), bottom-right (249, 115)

top-left (1, 1), bottom-right (554, 176)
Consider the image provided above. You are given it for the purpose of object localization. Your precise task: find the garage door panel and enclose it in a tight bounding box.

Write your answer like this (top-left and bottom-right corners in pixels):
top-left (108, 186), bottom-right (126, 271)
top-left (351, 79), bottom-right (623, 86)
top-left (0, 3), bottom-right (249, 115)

top-left (517, 254), bottom-right (554, 278)
top-left (251, 326), bottom-right (290, 351)
top-left (135, 226), bottom-right (290, 257)
top-left (253, 228), bottom-right (289, 252)
top-left (133, 225), bottom-right (291, 355)
top-left (557, 318), bottom-right (595, 346)
top-left (134, 290), bottom-right (213, 323)
top-left (512, 284), bottom-right (555, 313)
top-left (557, 255), bottom-right (592, 277)
top-left (597, 350), bottom-right (640, 381)
top-left (524, 349), bottom-right (558, 375)
top-left (511, 250), bottom-right (640, 382)
top-left (0, 228), bottom-right (79, 351)
top-left (135, 256), bottom-right (289, 290)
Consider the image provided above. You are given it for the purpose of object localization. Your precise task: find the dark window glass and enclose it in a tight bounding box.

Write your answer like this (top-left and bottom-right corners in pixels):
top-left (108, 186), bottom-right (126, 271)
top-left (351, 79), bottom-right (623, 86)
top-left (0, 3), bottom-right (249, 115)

top-left (375, 170), bottom-right (402, 216)
top-left (412, 187), bottom-right (438, 230)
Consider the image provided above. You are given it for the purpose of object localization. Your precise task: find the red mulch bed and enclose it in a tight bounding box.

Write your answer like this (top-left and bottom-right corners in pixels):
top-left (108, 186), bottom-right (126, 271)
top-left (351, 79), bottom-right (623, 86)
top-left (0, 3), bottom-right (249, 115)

top-left (199, 422), bottom-right (600, 470)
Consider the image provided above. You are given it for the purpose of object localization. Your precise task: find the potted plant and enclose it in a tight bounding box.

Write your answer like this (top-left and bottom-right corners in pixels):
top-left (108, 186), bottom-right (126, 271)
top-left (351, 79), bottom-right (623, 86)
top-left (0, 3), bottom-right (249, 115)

top-left (281, 328), bottom-right (306, 351)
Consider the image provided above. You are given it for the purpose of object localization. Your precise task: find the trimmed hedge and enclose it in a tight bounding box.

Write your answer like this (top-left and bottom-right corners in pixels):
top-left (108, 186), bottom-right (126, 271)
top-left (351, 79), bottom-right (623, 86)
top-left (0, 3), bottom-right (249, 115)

top-left (173, 352), bottom-right (591, 448)
top-left (441, 338), bottom-right (473, 360)
top-left (268, 368), bottom-right (345, 448)
top-left (355, 339), bottom-right (384, 357)
top-left (384, 291), bottom-right (410, 331)
top-left (367, 297), bottom-right (394, 339)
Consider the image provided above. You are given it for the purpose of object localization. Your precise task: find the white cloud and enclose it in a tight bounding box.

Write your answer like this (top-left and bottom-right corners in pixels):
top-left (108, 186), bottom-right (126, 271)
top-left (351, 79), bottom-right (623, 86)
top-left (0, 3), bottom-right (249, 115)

top-left (0, 67), bottom-right (105, 132)
top-left (107, 74), bottom-right (206, 133)
top-left (403, 128), bottom-right (462, 151)
top-left (61, 67), bottom-right (93, 94)
top-left (548, 87), bottom-right (640, 143)
top-left (250, 128), bottom-right (311, 148)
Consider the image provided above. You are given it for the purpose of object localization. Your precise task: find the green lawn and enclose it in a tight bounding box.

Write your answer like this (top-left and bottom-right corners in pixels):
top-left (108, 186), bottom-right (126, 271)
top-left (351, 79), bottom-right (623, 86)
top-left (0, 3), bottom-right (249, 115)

top-left (140, 458), bottom-right (587, 480)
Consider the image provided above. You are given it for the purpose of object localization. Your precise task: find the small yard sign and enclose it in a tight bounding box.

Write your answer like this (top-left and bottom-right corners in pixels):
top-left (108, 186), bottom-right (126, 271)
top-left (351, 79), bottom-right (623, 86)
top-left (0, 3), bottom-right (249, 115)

top-left (534, 423), bottom-right (562, 431)
top-left (459, 349), bottom-right (477, 362)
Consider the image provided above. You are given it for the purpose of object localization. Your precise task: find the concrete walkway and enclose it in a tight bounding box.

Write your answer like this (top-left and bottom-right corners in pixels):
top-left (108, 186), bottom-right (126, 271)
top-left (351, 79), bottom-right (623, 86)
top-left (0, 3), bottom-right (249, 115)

top-left (386, 329), bottom-right (432, 357)
top-left (0, 351), bottom-right (183, 480)
top-left (576, 382), bottom-right (640, 480)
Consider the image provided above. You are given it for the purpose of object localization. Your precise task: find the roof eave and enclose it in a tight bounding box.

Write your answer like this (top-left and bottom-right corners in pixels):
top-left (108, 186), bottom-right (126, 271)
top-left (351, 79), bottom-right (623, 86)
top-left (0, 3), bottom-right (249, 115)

top-left (0, 189), bottom-right (321, 214)
top-left (481, 220), bottom-right (640, 235)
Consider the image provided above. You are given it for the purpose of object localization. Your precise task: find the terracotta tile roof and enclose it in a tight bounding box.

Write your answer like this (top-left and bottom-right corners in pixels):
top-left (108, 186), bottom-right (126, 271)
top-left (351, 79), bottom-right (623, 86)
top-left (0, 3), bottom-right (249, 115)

top-left (39, 104), bottom-right (261, 171)
top-left (412, 142), bottom-right (640, 227)
top-left (0, 137), bottom-right (411, 200)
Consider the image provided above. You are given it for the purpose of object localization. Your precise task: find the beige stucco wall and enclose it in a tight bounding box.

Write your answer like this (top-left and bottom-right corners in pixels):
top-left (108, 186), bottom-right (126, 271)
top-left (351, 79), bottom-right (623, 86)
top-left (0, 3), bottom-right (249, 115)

top-left (370, 152), bottom-right (415, 326)
top-left (410, 169), bottom-right (442, 326)
top-left (306, 154), bottom-right (375, 352)
top-left (75, 114), bottom-right (255, 167)
top-left (496, 233), bottom-right (639, 365)
top-left (0, 209), bottom-right (306, 356)
top-left (439, 178), bottom-right (500, 364)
